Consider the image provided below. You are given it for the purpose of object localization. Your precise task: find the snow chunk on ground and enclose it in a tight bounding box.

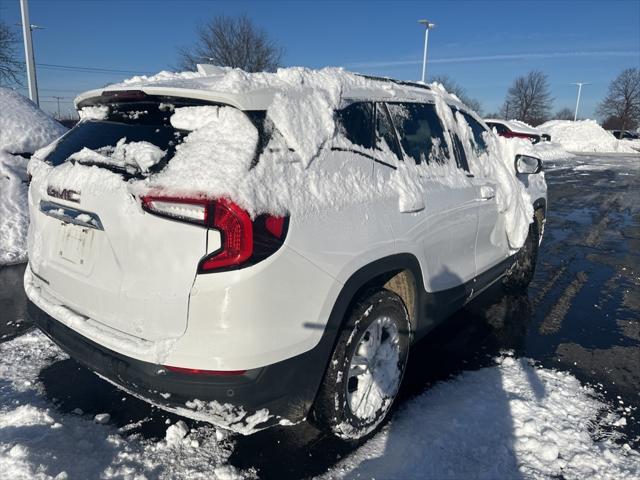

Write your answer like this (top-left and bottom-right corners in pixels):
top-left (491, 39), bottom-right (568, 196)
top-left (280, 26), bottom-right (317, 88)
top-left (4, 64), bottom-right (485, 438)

top-left (0, 87), bottom-right (66, 154)
top-left (538, 120), bottom-right (637, 154)
top-left (0, 331), bottom-right (254, 479)
top-left (323, 355), bottom-right (640, 480)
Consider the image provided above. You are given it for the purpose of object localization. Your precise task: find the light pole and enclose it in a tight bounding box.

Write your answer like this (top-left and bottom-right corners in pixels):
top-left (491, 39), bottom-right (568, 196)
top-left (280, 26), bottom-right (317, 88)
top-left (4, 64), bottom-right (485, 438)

top-left (571, 82), bottom-right (589, 121)
top-left (19, 0), bottom-right (42, 106)
top-left (418, 19), bottom-right (436, 83)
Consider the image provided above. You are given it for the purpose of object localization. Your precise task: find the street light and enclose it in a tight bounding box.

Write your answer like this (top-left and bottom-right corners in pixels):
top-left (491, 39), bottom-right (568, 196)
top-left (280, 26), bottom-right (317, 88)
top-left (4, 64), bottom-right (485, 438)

top-left (19, 0), bottom-right (42, 106)
top-left (418, 19), bottom-right (436, 83)
top-left (571, 82), bottom-right (590, 121)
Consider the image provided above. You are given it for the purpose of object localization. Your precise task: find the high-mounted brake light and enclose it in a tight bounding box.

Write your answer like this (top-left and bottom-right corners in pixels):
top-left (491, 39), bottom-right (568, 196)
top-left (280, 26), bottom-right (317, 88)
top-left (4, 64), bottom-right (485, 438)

top-left (164, 365), bottom-right (246, 376)
top-left (140, 194), bottom-right (288, 272)
top-left (100, 90), bottom-right (148, 101)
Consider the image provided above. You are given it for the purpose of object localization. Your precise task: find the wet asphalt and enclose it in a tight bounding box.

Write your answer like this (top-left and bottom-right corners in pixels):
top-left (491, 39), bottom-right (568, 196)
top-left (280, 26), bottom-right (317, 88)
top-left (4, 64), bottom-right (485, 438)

top-left (0, 153), bottom-right (638, 479)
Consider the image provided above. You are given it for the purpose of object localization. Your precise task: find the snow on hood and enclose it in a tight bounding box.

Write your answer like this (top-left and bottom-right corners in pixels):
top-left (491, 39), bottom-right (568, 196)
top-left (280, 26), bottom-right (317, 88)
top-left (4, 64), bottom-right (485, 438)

top-left (537, 120), bottom-right (638, 154)
top-left (0, 88), bottom-right (67, 154)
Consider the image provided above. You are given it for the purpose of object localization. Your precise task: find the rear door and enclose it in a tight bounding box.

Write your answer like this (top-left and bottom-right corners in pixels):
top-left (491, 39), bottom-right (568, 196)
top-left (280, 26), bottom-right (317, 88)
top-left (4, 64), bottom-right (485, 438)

top-left (382, 102), bottom-right (479, 300)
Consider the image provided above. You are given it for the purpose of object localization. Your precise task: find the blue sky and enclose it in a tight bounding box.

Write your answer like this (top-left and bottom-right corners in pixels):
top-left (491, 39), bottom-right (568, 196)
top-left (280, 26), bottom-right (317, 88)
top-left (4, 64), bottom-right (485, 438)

top-left (1, 0), bottom-right (639, 119)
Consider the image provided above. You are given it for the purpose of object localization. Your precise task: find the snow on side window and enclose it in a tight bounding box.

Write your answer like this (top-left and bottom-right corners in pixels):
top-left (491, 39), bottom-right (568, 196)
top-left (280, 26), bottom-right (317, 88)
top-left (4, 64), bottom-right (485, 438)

top-left (335, 102), bottom-right (374, 150)
top-left (386, 103), bottom-right (449, 165)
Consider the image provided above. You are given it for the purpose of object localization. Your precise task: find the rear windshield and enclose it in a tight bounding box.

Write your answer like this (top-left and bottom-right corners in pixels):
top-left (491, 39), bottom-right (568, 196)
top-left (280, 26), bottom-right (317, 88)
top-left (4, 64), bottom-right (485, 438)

top-left (44, 96), bottom-right (268, 175)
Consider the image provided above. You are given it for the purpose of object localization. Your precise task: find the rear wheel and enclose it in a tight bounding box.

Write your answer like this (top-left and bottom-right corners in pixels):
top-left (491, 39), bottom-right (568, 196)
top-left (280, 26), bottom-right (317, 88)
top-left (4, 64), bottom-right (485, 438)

top-left (311, 289), bottom-right (410, 441)
top-left (503, 215), bottom-right (540, 291)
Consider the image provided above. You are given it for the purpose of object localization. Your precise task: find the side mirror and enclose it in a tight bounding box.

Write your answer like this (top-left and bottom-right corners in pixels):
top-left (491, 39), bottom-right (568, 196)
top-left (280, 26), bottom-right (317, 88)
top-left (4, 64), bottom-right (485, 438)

top-left (515, 154), bottom-right (542, 174)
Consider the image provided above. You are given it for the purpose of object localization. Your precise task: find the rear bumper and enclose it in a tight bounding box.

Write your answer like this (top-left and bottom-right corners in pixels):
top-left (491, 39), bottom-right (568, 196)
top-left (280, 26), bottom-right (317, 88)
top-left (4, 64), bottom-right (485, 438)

top-left (28, 300), bottom-right (327, 433)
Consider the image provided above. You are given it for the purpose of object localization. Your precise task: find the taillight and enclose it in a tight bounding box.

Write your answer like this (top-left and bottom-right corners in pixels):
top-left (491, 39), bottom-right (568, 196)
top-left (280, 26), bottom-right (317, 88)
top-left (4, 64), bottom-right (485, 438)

top-left (141, 196), bottom-right (209, 225)
top-left (141, 194), bottom-right (288, 273)
top-left (200, 199), bottom-right (253, 271)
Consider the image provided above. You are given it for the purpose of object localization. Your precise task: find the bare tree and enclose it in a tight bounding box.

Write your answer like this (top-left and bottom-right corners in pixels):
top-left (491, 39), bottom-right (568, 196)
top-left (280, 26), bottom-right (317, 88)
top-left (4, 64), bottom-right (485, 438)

top-left (554, 107), bottom-right (575, 120)
top-left (178, 15), bottom-right (283, 72)
top-left (502, 70), bottom-right (553, 124)
top-left (431, 74), bottom-right (483, 114)
top-left (0, 22), bottom-right (23, 85)
top-left (596, 68), bottom-right (640, 131)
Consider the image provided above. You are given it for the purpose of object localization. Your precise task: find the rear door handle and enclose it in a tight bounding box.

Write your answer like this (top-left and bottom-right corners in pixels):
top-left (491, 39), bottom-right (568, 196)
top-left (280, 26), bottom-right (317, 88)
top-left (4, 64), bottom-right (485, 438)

top-left (479, 185), bottom-right (496, 200)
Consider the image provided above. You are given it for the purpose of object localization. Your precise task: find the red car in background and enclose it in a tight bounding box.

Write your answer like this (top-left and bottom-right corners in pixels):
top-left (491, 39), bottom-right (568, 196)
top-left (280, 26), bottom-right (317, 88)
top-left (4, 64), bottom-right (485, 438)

top-left (485, 119), bottom-right (551, 144)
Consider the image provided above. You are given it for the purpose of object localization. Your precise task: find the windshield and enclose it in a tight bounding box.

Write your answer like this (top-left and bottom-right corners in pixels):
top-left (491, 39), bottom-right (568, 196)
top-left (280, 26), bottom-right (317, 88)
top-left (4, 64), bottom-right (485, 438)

top-left (44, 96), bottom-right (269, 176)
top-left (46, 120), bottom-right (185, 172)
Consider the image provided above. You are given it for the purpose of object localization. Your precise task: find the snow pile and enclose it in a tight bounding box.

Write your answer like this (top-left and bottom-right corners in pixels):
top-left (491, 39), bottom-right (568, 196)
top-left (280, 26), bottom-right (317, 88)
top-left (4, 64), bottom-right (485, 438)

top-left (537, 120), bottom-right (637, 153)
top-left (0, 331), bottom-right (254, 479)
top-left (527, 141), bottom-right (574, 161)
top-left (324, 355), bottom-right (640, 480)
top-left (0, 88), bottom-right (66, 154)
top-left (0, 151), bottom-right (31, 265)
top-left (0, 88), bottom-right (67, 265)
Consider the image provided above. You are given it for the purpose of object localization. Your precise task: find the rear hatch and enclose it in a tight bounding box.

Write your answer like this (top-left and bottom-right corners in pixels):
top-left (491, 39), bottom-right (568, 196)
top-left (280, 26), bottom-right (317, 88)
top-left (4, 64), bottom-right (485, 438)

top-left (28, 94), bottom-right (223, 342)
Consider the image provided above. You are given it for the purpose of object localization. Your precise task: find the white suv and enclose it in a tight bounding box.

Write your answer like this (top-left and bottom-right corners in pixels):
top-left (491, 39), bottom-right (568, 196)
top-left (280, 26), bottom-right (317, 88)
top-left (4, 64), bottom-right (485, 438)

top-left (25, 67), bottom-right (547, 440)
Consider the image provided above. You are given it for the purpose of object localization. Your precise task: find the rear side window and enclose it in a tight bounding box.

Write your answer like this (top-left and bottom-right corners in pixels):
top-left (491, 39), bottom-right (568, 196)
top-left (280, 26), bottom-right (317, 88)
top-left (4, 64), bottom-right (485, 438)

top-left (386, 103), bottom-right (449, 165)
top-left (335, 102), bottom-right (374, 149)
top-left (459, 111), bottom-right (488, 154)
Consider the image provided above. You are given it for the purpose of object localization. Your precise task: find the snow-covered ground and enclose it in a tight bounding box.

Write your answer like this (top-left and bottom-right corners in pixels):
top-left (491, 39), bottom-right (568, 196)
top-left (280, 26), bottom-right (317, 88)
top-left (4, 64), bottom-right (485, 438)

top-left (1, 331), bottom-right (637, 479)
top-left (0, 88), bottom-right (66, 265)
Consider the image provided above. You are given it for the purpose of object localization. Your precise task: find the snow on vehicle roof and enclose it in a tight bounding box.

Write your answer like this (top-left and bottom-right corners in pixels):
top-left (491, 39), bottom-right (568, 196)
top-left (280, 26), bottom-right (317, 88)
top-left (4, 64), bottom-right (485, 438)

top-left (75, 65), bottom-right (448, 111)
top-left (0, 87), bottom-right (67, 154)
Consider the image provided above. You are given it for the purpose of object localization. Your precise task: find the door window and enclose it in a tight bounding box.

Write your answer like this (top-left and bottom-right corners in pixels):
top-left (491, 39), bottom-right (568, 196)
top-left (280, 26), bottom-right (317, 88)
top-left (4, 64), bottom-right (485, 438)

top-left (335, 102), bottom-right (374, 149)
top-left (386, 103), bottom-right (449, 165)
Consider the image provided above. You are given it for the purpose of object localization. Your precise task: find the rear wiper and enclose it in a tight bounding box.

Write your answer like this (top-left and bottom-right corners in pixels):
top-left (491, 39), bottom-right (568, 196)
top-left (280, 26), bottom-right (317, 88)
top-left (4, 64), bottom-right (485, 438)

top-left (71, 159), bottom-right (143, 179)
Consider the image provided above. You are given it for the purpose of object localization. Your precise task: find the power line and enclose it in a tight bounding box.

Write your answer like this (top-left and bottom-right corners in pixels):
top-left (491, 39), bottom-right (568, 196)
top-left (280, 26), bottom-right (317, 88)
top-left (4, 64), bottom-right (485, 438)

top-left (15, 60), bottom-right (155, 75)
top-left (37, 62), bottom-right (154, 75)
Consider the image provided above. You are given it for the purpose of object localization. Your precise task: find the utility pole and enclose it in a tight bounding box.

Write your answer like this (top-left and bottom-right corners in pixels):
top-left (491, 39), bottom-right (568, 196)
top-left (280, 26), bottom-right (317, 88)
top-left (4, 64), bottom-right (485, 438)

top-left (571, 82), bottom-right (589, 121)
top-left (19, 0), bottom-right (40, 106)
top-left (52, 96), bottom-right (64, 119)
top-left (418, 20), bottom-right (436, 83)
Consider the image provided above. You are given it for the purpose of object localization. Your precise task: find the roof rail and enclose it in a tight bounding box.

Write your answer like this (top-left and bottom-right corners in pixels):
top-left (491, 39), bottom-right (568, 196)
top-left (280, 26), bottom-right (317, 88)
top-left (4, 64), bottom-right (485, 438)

top-left (355, 74), bottom-right (431, 91)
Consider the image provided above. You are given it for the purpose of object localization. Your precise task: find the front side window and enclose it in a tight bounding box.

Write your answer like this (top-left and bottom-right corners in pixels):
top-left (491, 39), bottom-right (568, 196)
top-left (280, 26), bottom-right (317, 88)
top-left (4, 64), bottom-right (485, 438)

top-left (386, 102), bottom-right (449, 165)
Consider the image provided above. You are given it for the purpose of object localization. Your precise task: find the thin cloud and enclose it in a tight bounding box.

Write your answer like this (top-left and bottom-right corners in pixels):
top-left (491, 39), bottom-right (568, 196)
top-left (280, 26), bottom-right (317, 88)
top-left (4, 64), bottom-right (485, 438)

top-left (347, 50), bottom-right (640, 69)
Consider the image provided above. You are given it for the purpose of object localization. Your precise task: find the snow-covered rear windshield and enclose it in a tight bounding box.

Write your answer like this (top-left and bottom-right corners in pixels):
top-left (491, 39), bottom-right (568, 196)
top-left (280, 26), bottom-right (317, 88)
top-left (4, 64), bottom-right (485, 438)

top-left (44, 98), bottom-right (268, 175)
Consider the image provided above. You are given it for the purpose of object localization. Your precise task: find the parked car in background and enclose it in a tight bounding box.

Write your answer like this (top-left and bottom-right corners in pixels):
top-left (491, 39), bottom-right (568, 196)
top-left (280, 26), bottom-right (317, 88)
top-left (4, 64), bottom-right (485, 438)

top-left (485, 119), bottom-right (551, 143)
top-left (611, 130), bottom-right (640, 140)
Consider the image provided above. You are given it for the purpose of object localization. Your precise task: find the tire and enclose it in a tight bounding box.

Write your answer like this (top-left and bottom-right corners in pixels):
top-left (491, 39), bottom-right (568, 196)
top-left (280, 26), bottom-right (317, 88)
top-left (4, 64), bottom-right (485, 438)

top-left (311, 289), bottom-right (411, 441)
top-left (503, 215), bottom-right (540, 292)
